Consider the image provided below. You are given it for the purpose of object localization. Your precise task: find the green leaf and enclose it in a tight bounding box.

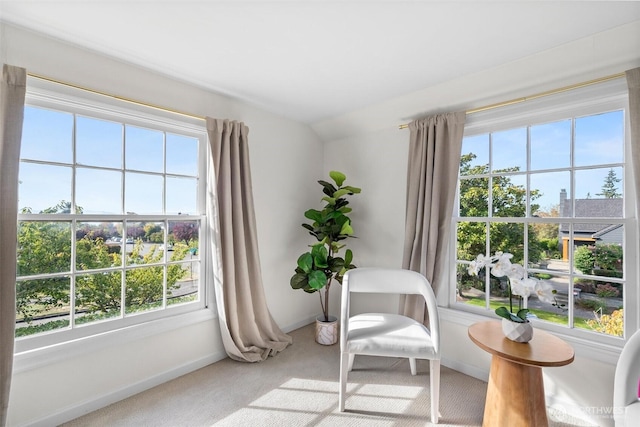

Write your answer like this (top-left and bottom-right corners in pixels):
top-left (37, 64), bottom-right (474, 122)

top-left (317, 180), bottom-right (337, 196)
top-left (296, 253), bottom-right (313, 273)
top-left (308, 270), bottom-right (328, 290)
top-left (344, 249), bottom-right (353, 266)
top-left (340, 221), bottom-right (353, 236)
top-left (341, 185), bottom-right (361, 194)
top-left (333, 189), bottom-right (350, 199)
top-left (311, 244), bottom-right (328, 268)
top-left (495, 306), bottom-right (512, 321)
top-left (516, 309), bottom-right (530, 321)
top-left (329, 171), bottom-right (346, 187)
top-left (290, 273), bottom-right (308, 290)
top-left (304, 209), bottom-right (323, 222)
top-left (322, 196), bottom-right (336, 206)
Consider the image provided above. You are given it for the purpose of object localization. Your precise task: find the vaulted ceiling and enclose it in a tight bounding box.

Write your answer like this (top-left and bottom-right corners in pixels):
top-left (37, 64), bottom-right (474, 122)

top-left (2, 1), bottom-right (640, 125)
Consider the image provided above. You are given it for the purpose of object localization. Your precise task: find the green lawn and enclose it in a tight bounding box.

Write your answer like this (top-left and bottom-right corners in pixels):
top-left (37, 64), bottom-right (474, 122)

top-left (461, 296), bottom-right (593, 330)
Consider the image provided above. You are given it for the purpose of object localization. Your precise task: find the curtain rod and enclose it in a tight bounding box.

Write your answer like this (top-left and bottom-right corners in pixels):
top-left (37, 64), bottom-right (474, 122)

top-left (398, 72), bottom-right (626, 130)
top-left (27, 72), bottom-right (206, 121)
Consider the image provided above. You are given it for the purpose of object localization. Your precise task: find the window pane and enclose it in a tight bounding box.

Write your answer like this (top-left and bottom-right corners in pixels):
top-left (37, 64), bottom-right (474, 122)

top-left (18, 163), bottom-right (72, 214)
top-left (166, 177), bottom-right (197, 215)
top-left (489, 222), bottom-right (524, 263)
top-left (492, 174), bottom-right (526, 218)
top-left (528, 272), bottom-right (569, 328)
top-left (575, 111), bottom-right (624, 167)
top-left (126, 125), bottom-right (164, 173)
top-left (16, 277), bottom-right (71, 337)
top-left (459, 177), bottom-right (488, 217)
top-left (76, 116), bottom-right (122, 168)
top-left (21, 106), bottom-right (72, 163)
top-left (574, 278), bottom-right (623, 337)
top-left (125, 266), bottom-right (164, 314)
top-left (456, 262), bottom-right (485, 308)
top-left (17, 221), bottom-right (71, 276)
top-left (168, 262), bottom-right (199, 306)
top-left (527, 224), bottom-right (561, 271)
top-left (77, 222), bottom-right (123, 270)
top-left (531, 171), bottom-right (570, 216)
top-left (575, 167), bottom-right (623, 206)
top-left (125, 172), bottom-right (163, 214)
top-left (167, 133), bottom-right (198, 176)
top-left (76, 272), bottom-right (122, 325)
top-left (169, 220), bottom-right (200, 247)
top-left (76, 167), bottom-right (123, 214)
top-left (125, 221), bottom-right (164, 266)
top-left (457, 222), bottom-right (486, 261)
top-left (460, 134), bottom-right (489, 176)
top-left (530, 120), bottom-right (571, 171)
top-left (491, 127), bottom-right (526, 172)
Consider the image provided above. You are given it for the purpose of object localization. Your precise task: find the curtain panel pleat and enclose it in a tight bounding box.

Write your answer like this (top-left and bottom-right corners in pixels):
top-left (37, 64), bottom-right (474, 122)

top-left (401, 112), bottom-right (466, 323)
top-left (0, 64), bottom-right (26, 426)
top-left (206, 117), bottom-right (291, 362)
top-left (626, 68), bottom-right (640, 234)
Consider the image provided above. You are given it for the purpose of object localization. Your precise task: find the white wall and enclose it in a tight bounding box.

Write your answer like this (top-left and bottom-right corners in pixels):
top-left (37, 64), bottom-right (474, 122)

top-left (2, 23), bottom-right (324, 426)
top-left (321, 20), bottom-right (640, 427)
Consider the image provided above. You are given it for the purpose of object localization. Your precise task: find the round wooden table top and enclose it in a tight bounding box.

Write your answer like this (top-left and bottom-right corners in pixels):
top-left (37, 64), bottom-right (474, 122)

top-left (468, 320), bottom-right (575, 367)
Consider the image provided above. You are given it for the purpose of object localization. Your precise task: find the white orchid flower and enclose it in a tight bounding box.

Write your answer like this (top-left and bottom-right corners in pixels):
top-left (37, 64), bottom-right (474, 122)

top-left (510, 277), bottom-right (534, 298)
top-left (491, 256), bottom-right (512, 277)
top-left (534, 281), bottom-right (556, 304)
top-left (506, 263), bottom-right (525, 280)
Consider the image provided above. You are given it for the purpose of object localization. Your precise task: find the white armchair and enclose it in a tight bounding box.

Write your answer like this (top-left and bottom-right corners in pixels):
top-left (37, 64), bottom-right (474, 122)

top-left (338, 268), bottom-right (440, 423)
top-left (614, 328), bottom-right (640, 426)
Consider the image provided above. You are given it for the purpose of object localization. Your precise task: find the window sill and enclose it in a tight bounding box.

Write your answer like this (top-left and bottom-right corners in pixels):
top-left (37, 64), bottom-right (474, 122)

top-left (13, 307), bottom-right (217, 374)
top-left (439, 306), bottom-right (622, 365)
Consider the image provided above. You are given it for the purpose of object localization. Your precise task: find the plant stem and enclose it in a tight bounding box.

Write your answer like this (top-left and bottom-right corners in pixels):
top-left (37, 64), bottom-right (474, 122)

top-left (324, 282), bottom-right (330, 322)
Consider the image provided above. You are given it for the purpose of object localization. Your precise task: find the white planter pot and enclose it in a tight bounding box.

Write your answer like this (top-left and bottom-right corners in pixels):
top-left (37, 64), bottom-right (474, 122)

top-left (501, 318), bottom-right (533, 343)
top-left (315, 315), bottom-right (338, 345)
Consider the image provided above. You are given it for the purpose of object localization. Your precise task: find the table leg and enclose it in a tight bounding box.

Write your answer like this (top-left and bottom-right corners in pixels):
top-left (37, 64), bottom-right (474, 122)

top-left (482, 355), bottom-right (548, 427)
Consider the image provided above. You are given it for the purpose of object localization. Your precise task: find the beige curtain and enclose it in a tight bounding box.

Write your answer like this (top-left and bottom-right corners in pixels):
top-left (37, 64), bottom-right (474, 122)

top-left (206, 118), bottom-right (292, 362)
top-left (627, 68), bottom-right (640, 229)
top-left (0, 65), bottom-right (26, 426)
top-left (401, 112), bottom-right (466, 323)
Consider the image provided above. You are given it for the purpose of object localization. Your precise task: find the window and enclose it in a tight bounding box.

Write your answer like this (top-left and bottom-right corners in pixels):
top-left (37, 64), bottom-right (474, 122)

top-left (453, 79), bottom-right (636, 342)
top-left (15, 82), bottom-right (209, 351)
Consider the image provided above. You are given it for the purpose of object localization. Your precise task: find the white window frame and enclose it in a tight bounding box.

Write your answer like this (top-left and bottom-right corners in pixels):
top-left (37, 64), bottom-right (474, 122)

top-left (13, 77), bottom-right (216, 369)
top-left (448, 78), bottom-right (638, 354)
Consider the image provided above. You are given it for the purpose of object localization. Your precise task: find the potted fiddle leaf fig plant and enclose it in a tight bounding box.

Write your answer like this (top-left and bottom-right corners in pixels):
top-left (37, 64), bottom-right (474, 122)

top-left (290, 170), bottom-right (361, 345)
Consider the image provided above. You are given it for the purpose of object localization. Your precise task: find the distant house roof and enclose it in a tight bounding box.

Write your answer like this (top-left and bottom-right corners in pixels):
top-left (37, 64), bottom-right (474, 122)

top-left (559, 197), bottom-right (623, 234)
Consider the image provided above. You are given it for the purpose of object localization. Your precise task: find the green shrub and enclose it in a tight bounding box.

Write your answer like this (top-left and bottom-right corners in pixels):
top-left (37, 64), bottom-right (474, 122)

top-left (594, 243), bottom-right (623, 271)
top-left (574, 246), bottom-right (595, 275)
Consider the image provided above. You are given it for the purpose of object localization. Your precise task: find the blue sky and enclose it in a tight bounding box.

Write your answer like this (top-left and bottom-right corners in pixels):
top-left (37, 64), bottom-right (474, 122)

top-left (19, 106), bottom-right (199, 215)
top-left (461, 110), bottom-right (624, 212)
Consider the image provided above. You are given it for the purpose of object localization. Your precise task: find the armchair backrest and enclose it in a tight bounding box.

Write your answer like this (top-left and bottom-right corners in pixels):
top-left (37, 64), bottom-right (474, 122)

top-left (614, 328), bottom-right (640, 412)
top-left (340, 268), bottom-right (439, 352)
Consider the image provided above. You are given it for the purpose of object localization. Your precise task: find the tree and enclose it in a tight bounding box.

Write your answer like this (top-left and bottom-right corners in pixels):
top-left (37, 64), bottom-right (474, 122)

top-left (172, 221), bottom-right (199, 244)
top-left (16, 202), bottom-right (193, 329)
top-left (458, 153), bottom-right (542, 264)
top-left (596, 168), bottom-right (622, 198)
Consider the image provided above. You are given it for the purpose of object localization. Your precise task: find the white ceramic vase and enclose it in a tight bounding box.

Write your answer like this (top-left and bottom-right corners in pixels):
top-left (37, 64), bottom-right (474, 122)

top-left (501, 318), bottom-right (533, 343)
top-left (315, 315), bottom-right (338, 345)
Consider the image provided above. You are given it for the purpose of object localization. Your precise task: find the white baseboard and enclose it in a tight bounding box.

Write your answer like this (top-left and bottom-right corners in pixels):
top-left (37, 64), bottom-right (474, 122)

top-left (441, 357), bottom-right (489, 382)
top-left (21, 351), bottom-right (227, 427)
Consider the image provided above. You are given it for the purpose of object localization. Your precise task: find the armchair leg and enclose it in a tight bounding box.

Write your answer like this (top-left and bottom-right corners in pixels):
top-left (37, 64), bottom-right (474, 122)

top-left (409, 357), bottom-right (417, 375)
top-left (339, 351), bottom-right (350, 412)
top-left (430, 359), bottom-right (440, 423)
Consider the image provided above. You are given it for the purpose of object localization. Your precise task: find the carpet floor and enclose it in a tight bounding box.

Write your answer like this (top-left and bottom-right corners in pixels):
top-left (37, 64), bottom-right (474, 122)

top-left (61, 324), bottom-right (594, 426)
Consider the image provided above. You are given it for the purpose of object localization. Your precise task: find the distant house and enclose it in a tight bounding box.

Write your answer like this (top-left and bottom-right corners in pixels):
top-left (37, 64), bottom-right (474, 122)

top-left (558, 189), bottom-right (623, 261)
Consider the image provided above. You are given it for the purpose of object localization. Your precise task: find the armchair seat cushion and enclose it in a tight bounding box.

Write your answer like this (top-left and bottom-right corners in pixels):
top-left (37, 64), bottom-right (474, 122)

top-left (346, 313), bottom-right (437, 358)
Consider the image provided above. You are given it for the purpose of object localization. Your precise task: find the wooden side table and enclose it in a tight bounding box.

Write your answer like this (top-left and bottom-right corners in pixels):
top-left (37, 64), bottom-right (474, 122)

top-left (468, 320), bottom-right (574, 427)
